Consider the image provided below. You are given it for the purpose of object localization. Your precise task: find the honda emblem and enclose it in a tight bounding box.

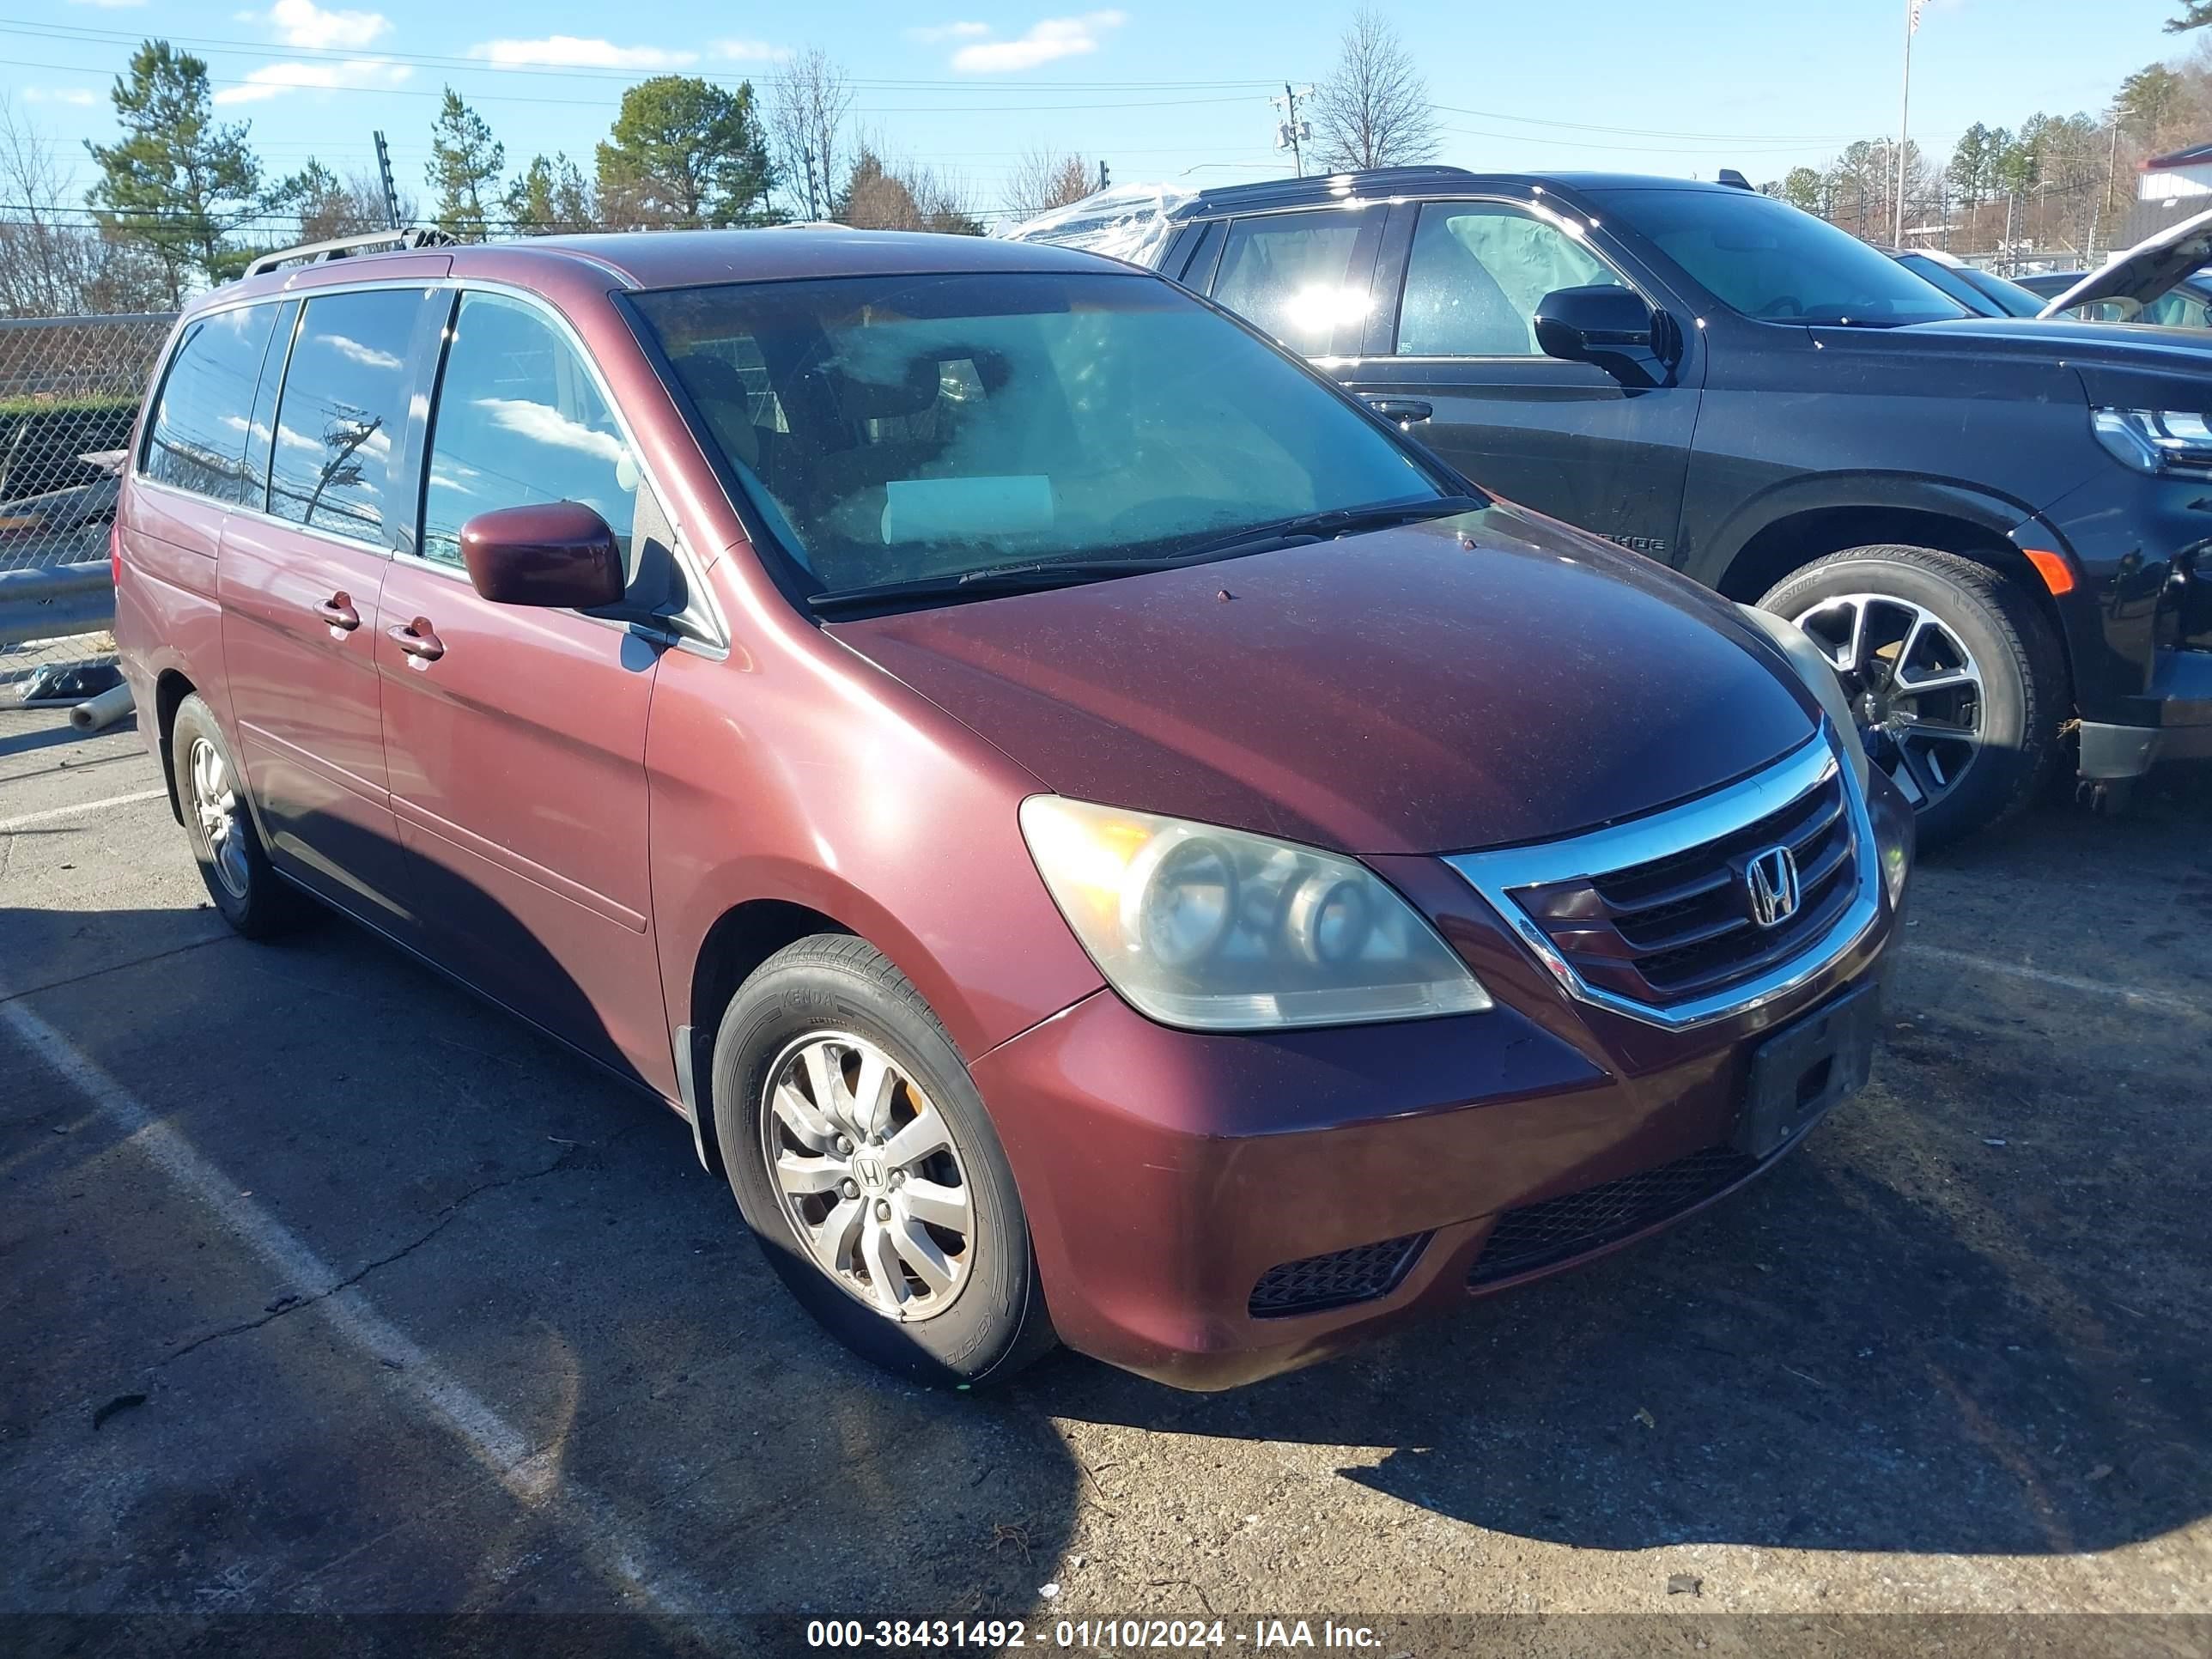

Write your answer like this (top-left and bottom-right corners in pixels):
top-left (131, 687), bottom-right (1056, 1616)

top-left (1743, 845), bottom-right (1802, 929)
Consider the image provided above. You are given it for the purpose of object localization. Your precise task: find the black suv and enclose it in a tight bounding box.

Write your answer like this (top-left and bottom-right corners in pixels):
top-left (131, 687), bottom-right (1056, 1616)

top-left (1018, 167), bottom-right (2212, 843)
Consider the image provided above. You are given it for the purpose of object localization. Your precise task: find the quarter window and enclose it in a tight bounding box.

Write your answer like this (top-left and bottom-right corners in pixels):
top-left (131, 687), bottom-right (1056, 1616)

top-left (140, 304), bottom-right (281, 504)
top-left (1395, 203), bottom-right (1623, 357)
top-left (420, 292), bottom-right (640, 571)
top-left (268, 288), bottom-right (430, 541)
top-left (1211, 210), bottom-right (1369, 356)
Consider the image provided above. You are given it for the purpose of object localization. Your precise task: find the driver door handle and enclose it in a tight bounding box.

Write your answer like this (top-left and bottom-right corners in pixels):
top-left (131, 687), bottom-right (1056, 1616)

top-left (313, 592), bottom-right (361, 631)
top-left (388, 617), bottom-right (445, 662)
top-left (1361, 396), bottom-right (1434, 424)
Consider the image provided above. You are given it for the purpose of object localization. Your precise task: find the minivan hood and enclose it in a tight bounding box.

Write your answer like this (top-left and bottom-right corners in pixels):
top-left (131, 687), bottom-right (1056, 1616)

top-left (827, 504), bottom-right (1820, 856)
top-left (2038, 204), bottom-right (2212, 317)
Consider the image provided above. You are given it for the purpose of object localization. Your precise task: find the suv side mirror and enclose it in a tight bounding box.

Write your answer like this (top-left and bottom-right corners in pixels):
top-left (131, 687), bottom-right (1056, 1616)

top-left (1534, 286), bottom-right (1673, 387)
top-left (459, 501), bottom-right (625, 610)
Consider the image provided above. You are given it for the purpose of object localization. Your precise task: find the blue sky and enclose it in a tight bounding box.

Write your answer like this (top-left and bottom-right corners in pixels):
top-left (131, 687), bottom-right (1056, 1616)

top-left (4, 0), bottom-right (2202, 222)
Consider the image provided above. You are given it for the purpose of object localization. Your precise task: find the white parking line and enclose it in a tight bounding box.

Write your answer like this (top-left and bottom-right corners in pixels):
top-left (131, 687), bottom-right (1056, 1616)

top-left (0, 787), bottom-right (168, 834)
top-left (1, 996), bottom-right (723, 1634)
top-left (1907, 944), bottom-right (2208, 1019)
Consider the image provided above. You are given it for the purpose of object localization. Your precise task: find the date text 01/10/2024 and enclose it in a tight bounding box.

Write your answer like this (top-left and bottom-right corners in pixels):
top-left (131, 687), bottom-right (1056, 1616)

top-left (801, 1617), bottom-right (1385, 1650)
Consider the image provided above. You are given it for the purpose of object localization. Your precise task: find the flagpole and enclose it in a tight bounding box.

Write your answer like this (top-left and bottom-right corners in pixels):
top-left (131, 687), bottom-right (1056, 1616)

top-left (1894, 0), bottom-right (1916, 246)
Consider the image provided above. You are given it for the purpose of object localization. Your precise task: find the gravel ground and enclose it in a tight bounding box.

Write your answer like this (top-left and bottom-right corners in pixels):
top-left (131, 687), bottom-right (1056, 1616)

top-left (2, 699), bottom-right (2207, 1657)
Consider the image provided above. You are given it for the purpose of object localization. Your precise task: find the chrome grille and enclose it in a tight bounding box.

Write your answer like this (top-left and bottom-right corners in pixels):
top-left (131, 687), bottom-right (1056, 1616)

top-left (1444, 735), bottom-right (1879, 1030)
top-left (1520, 768), bottom-right (1854, 1006)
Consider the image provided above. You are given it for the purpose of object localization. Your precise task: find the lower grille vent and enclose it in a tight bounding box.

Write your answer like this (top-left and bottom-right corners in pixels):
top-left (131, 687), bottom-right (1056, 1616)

top-left (1249, 1233), bottom-right (1427, 1317)
top-left (1468, 1146), bottom-right (1758, 1285)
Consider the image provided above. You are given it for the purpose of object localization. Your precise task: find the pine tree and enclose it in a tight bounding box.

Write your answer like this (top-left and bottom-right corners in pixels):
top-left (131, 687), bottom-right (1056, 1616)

top-left (86, 40), bottom-right (268, 301)
top-left (427, 88), bottom-right (504, 240)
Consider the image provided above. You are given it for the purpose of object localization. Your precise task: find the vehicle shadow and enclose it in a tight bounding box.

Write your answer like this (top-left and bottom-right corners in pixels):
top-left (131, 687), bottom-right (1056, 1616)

top-left (1048, 1147), bottom-right (2199, 1556)
top-left (1036, 784), bottom-right (2212, 1559)
top-left (0, 888), bottom-right (1082, 1620)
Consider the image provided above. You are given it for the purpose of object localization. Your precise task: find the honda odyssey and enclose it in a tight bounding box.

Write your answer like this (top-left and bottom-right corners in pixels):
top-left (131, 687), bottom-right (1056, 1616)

top-left (114, 225), bottom-right (1912, 1389)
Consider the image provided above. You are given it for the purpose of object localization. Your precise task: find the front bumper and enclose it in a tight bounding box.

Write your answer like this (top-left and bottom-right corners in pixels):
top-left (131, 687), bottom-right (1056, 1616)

top-left (2027, 471), bottom-right (2212, 776)
top-left (2077, 646), bottom-right (2212, 777)
top-left (971, 763), bottom-right (1914, 1390)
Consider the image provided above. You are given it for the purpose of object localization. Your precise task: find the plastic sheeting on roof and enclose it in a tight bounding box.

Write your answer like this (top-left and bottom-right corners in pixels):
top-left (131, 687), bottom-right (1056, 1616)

top-left (996, 184), bottom-right (1195, 267)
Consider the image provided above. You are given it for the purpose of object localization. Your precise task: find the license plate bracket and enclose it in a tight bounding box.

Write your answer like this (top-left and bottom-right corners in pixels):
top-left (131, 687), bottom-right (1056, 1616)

top-left (1734, 983), bottom-right (1880, 1159)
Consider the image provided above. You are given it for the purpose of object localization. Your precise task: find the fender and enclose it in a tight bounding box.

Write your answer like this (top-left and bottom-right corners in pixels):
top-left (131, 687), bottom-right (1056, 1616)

top-left (1689, 470), bottom-right (2071, 594)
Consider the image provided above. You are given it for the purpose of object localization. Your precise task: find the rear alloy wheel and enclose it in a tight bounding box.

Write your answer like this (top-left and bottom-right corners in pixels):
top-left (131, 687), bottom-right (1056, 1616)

top-left (169, 693), bottom-right (309, 938)
top-left (711, 934), bottom-right (1054, 1385)
top-left (1760, 545), bottom-right (2066, 849)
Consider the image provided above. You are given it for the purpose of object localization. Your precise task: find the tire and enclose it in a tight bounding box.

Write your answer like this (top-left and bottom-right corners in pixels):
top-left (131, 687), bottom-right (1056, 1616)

top-left (1759, 545), bottom-right (2067, 849)
top-left (170, 694), bottom-right (310, 939)
top-left (710, 934), bottom-right (1054, 1387)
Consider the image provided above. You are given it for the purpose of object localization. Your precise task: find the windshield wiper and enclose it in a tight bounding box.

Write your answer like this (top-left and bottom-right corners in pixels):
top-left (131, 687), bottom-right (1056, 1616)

top-left (810, 557), bottom-right (1170, 615)
top-left (807, 495), bottom-right (1486, 617)
top-left (1162, 495), bottom-right (1485, 562)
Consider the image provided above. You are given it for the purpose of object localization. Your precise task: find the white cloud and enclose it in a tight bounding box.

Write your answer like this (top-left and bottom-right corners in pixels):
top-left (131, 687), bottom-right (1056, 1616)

top-left (213, 57), bottom-right (411, 104)
top-left (951, 11), bottom-right (1126, 73)
top-left (471, 36), bottom-right (698, 70)
top-left (908, 21), bottom-right (989, 42)
top-left (714, 38), bottom-right (793, 63)
top-left (251, 0), bottom-right (390, 50)
top-left (24, 87), bottom-right (100, 106)
top-left (319, 332), bottom-right (405, 371)
top-left (473, 398), bottom-right (627, 465)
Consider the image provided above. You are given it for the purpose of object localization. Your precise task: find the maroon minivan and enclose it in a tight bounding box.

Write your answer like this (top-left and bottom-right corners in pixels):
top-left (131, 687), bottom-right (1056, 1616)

top-left (113, 226), bottom-right (1914, 1389)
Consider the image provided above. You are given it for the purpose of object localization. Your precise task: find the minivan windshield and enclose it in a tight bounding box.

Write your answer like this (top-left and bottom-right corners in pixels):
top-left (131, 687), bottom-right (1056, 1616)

top-left (631, 270), bottom-right (1457, 608)
top-left (1590, 187), bottom-right (1972, 328)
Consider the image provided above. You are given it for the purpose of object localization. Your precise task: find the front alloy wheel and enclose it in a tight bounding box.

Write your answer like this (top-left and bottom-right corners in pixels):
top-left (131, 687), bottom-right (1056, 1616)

top-left (1759, 544), bottom-right (2065, 848)
top-left (1788, 592), bottom-right (1985, 812)
top-left (711, 933), bottom-right (1054, 1385)
top-left (761, 1032), bottom-right (975, 1322)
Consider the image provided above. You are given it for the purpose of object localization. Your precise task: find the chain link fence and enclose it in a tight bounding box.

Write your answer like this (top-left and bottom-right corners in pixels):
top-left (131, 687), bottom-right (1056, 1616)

top-left (0, 310), bottom-right (173, 685)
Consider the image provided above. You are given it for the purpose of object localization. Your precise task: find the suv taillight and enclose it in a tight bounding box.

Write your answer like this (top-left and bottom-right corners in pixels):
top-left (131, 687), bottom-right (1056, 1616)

top-left (109, 519), bottom-right (121, 589)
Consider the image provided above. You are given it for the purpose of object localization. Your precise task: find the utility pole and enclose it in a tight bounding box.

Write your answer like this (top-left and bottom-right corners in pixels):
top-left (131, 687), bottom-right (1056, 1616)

top-left (373, 130), bottom-right (402, 229)
top-left (1895, 0), bottom-right (1921, 247)
top-left (2090, 118), bottom-right (2122, 264)
top-left (1097, 159), bottom-right (1110, 191)
top-left (1272, 83), bottom-right (1313, 178)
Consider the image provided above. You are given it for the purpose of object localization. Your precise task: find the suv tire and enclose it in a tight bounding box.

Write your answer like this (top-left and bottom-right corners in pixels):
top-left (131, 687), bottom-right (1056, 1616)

top-left (710, 934), bottom-right (1055, 1387)
top-left (1760, 545), bottom-right (2065, 848)
top-left (171, 694), bottom-right (311, 938)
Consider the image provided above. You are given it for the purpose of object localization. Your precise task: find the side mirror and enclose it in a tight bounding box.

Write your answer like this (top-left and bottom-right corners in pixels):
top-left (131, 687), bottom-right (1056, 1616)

top-left (459, 501), bottom-right (625, 610)
top-left (1533, 286), bottom-right (1673, 387)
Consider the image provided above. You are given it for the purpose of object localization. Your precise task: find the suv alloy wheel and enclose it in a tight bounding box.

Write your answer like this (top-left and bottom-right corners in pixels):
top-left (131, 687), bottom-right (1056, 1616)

top-left (1761, 544), bottom-right (2067, 848)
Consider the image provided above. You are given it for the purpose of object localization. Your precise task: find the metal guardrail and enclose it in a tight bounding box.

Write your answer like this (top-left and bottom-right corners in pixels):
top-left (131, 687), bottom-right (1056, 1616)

top-left (0, 560), bottom-right (112, 649)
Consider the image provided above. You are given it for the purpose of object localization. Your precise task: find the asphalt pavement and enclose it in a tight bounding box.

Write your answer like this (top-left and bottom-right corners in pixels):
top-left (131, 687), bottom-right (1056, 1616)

top-left (3, 698), bottom-right (2208, 1656)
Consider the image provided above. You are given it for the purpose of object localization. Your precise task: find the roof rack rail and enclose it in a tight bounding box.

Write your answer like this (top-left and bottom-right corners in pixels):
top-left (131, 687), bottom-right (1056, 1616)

top-left (244, 226), bottom-right (457, 280)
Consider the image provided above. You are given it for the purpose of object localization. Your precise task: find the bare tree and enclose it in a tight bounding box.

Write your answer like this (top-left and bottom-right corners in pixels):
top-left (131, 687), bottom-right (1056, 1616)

top-left (0, 92), bottom-right (168, 316)
top-left (769, 46), bottom-right (854, 222)
top-left (1001, 145), bottom-right (1096, 220)
top-left (839, 142), bottom-right (985, 234)
top-left (1309, 5), bottom-right (1438, 173)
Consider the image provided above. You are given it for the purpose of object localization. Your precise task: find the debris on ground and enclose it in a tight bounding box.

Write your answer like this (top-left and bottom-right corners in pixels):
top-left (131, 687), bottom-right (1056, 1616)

top-left (91, 1393), bottom-right (147, 1431)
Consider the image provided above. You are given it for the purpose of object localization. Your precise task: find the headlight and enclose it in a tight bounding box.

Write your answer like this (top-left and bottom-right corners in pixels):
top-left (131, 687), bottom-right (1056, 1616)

top-left (1019, 796), bottom-right (1492, 1030)
top-left (1734, 605), bottom-right (1871, 792)
top-left (2092, 407), bottom-right (2212, 475)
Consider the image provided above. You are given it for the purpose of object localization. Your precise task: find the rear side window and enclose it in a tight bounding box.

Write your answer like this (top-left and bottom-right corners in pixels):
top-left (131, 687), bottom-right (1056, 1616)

top-left (269, 288), bottom-right (431, 542)
top-left (420, 292), bottom-right (641, 569)
top-left (1396, 204), bottom-right (1623, 357)
top-left (1210, 210), bottom-right (1368, 356)
top-left (140, 304), bottom-right (281, 504)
